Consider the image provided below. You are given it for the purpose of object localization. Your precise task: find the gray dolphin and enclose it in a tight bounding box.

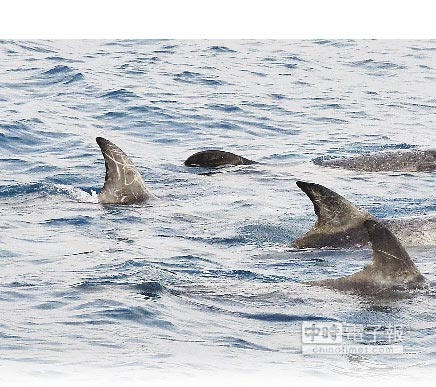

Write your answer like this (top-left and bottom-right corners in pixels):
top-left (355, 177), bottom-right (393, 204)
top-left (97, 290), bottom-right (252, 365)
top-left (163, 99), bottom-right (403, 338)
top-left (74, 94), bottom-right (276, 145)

top-left (309, 220), bottom-right (426, 293)
top-left (185, 150), bottom-right (256, 168)
top-left (313, 149), bottom-right (436, 172)
top-left (292, 181), bottom-right (436, 248)
top-left (96, 137), bottom-right (153, 204)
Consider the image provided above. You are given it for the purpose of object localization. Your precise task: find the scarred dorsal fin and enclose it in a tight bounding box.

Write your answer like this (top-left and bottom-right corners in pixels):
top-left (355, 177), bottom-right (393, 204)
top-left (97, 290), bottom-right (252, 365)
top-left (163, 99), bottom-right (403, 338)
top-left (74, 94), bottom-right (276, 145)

top-left (96, 137), bottom-right (152, 204)
top-left (308, 219), bottom-right (426, 292)
top-left (296, 181), bottom-right (372, 229)
top-left (363, 220), bottom-right (422, 276)
top-left (292, 181), bottom-right (375, 248)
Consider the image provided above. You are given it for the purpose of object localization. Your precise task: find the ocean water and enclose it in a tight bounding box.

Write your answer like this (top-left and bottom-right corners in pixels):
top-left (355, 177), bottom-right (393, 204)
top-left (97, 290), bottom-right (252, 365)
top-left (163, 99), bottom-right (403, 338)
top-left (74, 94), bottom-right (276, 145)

top-left (1, 40), bottom-right (436, 384)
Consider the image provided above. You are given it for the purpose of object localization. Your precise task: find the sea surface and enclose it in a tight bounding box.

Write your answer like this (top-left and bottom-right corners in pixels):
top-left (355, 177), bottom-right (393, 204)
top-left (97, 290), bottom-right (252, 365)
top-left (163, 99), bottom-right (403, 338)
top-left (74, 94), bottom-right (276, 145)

top-left (1, 40), bottom-right (436, 385)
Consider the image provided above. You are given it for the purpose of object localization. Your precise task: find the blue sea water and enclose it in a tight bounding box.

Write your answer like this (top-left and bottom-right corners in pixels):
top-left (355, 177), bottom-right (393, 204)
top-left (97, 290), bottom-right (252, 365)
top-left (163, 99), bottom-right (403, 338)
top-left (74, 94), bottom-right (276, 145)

top-left (1, 40), bottom-right (436, 384)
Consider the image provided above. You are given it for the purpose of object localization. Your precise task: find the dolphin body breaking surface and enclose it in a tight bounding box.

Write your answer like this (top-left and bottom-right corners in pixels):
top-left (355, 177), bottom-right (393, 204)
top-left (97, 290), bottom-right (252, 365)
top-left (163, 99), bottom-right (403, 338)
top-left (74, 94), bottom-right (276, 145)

top-left (313, 149), bottom-right (436, 172)
top-left (292, 181), bottom-right (436, 249)
top-left (96, 137), bottom-right (154, 204)
top-left (309, 220), bottom-right (427, 293)
top-left (184, 150), bottom-right (256, 168)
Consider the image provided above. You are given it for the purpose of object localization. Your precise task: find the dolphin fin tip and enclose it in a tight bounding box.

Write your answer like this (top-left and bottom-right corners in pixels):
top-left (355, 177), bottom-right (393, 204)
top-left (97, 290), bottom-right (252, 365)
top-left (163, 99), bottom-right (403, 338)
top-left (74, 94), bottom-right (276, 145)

top-left (295, 180), bottom-right (316, 196)
top-left (296, 180), bottom-right (308, 189)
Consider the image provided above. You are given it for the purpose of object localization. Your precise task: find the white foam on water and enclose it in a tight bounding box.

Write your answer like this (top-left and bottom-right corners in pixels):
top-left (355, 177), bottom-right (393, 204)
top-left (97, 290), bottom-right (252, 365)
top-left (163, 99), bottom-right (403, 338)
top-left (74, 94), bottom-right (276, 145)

top-left (52, 184), bottom-right (99, 204)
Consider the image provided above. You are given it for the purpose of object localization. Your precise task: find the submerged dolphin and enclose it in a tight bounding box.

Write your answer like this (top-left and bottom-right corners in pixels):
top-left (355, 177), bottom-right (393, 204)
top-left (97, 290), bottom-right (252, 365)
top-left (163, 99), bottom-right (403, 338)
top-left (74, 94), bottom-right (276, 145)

top-left (185, 150), bottom-right (256, 168)
top-left (292, 181), bottom-right (436, 248)
top-left (96, 137), bottom-right (153, 204)
top-left (313, 149), bottom-right (436, 172)
top-left (309, 220), bottom-right (426, 293)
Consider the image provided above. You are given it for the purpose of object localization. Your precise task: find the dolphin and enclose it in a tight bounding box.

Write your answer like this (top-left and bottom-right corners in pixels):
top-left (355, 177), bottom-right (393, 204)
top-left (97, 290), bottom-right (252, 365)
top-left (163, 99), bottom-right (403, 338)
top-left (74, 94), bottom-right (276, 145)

top-left (184, 150), bottom-right (256, 168)
top-left (96, 137), bottom-right (153, 204)
top-left (309, 220), bottom-right (427, 293)
top-left (313, 149), bottom-right (436, 172)
top-left (292, 181), bottom-right (436, 248)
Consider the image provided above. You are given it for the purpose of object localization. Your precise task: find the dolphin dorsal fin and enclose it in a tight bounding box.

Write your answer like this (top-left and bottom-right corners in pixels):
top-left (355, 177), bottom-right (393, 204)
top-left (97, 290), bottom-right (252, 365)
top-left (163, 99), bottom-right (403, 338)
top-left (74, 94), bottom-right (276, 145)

top-left (363, 220), bottom-right (420, 272)
top-left (296, 181), bottom-right (372, 230)
top-left (96, 137), bottom-right (152, 204)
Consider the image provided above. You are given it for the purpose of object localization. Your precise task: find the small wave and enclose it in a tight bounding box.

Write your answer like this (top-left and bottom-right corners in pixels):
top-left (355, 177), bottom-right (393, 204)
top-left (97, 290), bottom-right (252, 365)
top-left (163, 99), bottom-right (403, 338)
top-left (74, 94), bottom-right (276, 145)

top-left (217, 336), bottom-right (272, 351)
top-left (270, 93), bottom-right (287, 100)
top-left (14, 41), bottom-right (55, 53)
top-left (240, 69), bottom-right (266, 77)
top-left (283, 63), bottom-right (298, 69)
top-left (205, 121), bottom-right (240, 130)
top-left (41, 65), bottom-right (72, 76)
top-left (207, 103), bottom-right (242, 112)
top-left (75, 277), bottom-right (127, 291)
top-left (100, 111), bottom-right (128, 119)
top-left (209, 46), bottom-right (236, 53)
top-left (319, 103), bottom-right (344, 110)
top-left (132, 56), bottom-right (160, 64)
top-left (45, 56), bottom-right (82, 63)
top-left (174, 71), bottom-right (223, 86)
top-left (241, 312), bottom-right (334, 323)
top-left (202, 269), bottom-right (258, 281)
top-left (313, 39), bottom-right (355, 47)
top-left (350, 59), bottom-right (407, 72)
top-left (99, 307), bottom-right (154, 321)
top-left (34, 301), bottom-right (66, 310)
top-left (0, 122), bottom-right (46, 152)
top-left (311, 116), bottom-right (349, 124)
top-left (0, 183), bottom-right (44, 198)
top-left (64, 72), bottom-right (84, 84)
top-left (6, 66), bottom-right (40, 73)
top-left (153, 44), bottom-right (177, 54)
top-left (128, 105), bottom-right (163, 114)
top-left (285, 55), bottom-right (305, 62)
top-left (100, 88), bottom-right (137, 100)
top-left (79, 306), bottom-right (175, 329)
top-left (5, 282), bottom-right (37, 288)
top-left (293, 80), bottom-right (312, 86)
top-left (0, 120), bottom-right (32, 132)
top-left (38, 65), bottom-right (84, 85)
top-left (44, 215), bottom-right (94, 227)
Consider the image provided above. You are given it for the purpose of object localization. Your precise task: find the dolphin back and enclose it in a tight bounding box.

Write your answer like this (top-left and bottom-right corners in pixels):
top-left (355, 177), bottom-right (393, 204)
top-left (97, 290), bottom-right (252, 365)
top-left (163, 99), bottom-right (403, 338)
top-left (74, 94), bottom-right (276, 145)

top-left (184, 150), bottom-right (255, 167)
top-left (96, 137), bottom-right (152, 204)
top-left (314, 150), bottom-right (436, 172)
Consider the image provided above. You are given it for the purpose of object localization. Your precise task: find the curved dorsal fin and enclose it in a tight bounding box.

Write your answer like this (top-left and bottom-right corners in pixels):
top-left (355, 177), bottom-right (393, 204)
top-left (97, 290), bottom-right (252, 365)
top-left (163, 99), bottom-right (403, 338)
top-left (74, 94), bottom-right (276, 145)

top-left (292, 181), bottom-right (375, 248)
top-left (96, 137), bottom-right (152, 204)
top-left (363, 220), bottom-right (421, 274)
top-left (296, 181), bottom-right (372, 230)
top-left (308, 219), bottom-right (426, 292)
